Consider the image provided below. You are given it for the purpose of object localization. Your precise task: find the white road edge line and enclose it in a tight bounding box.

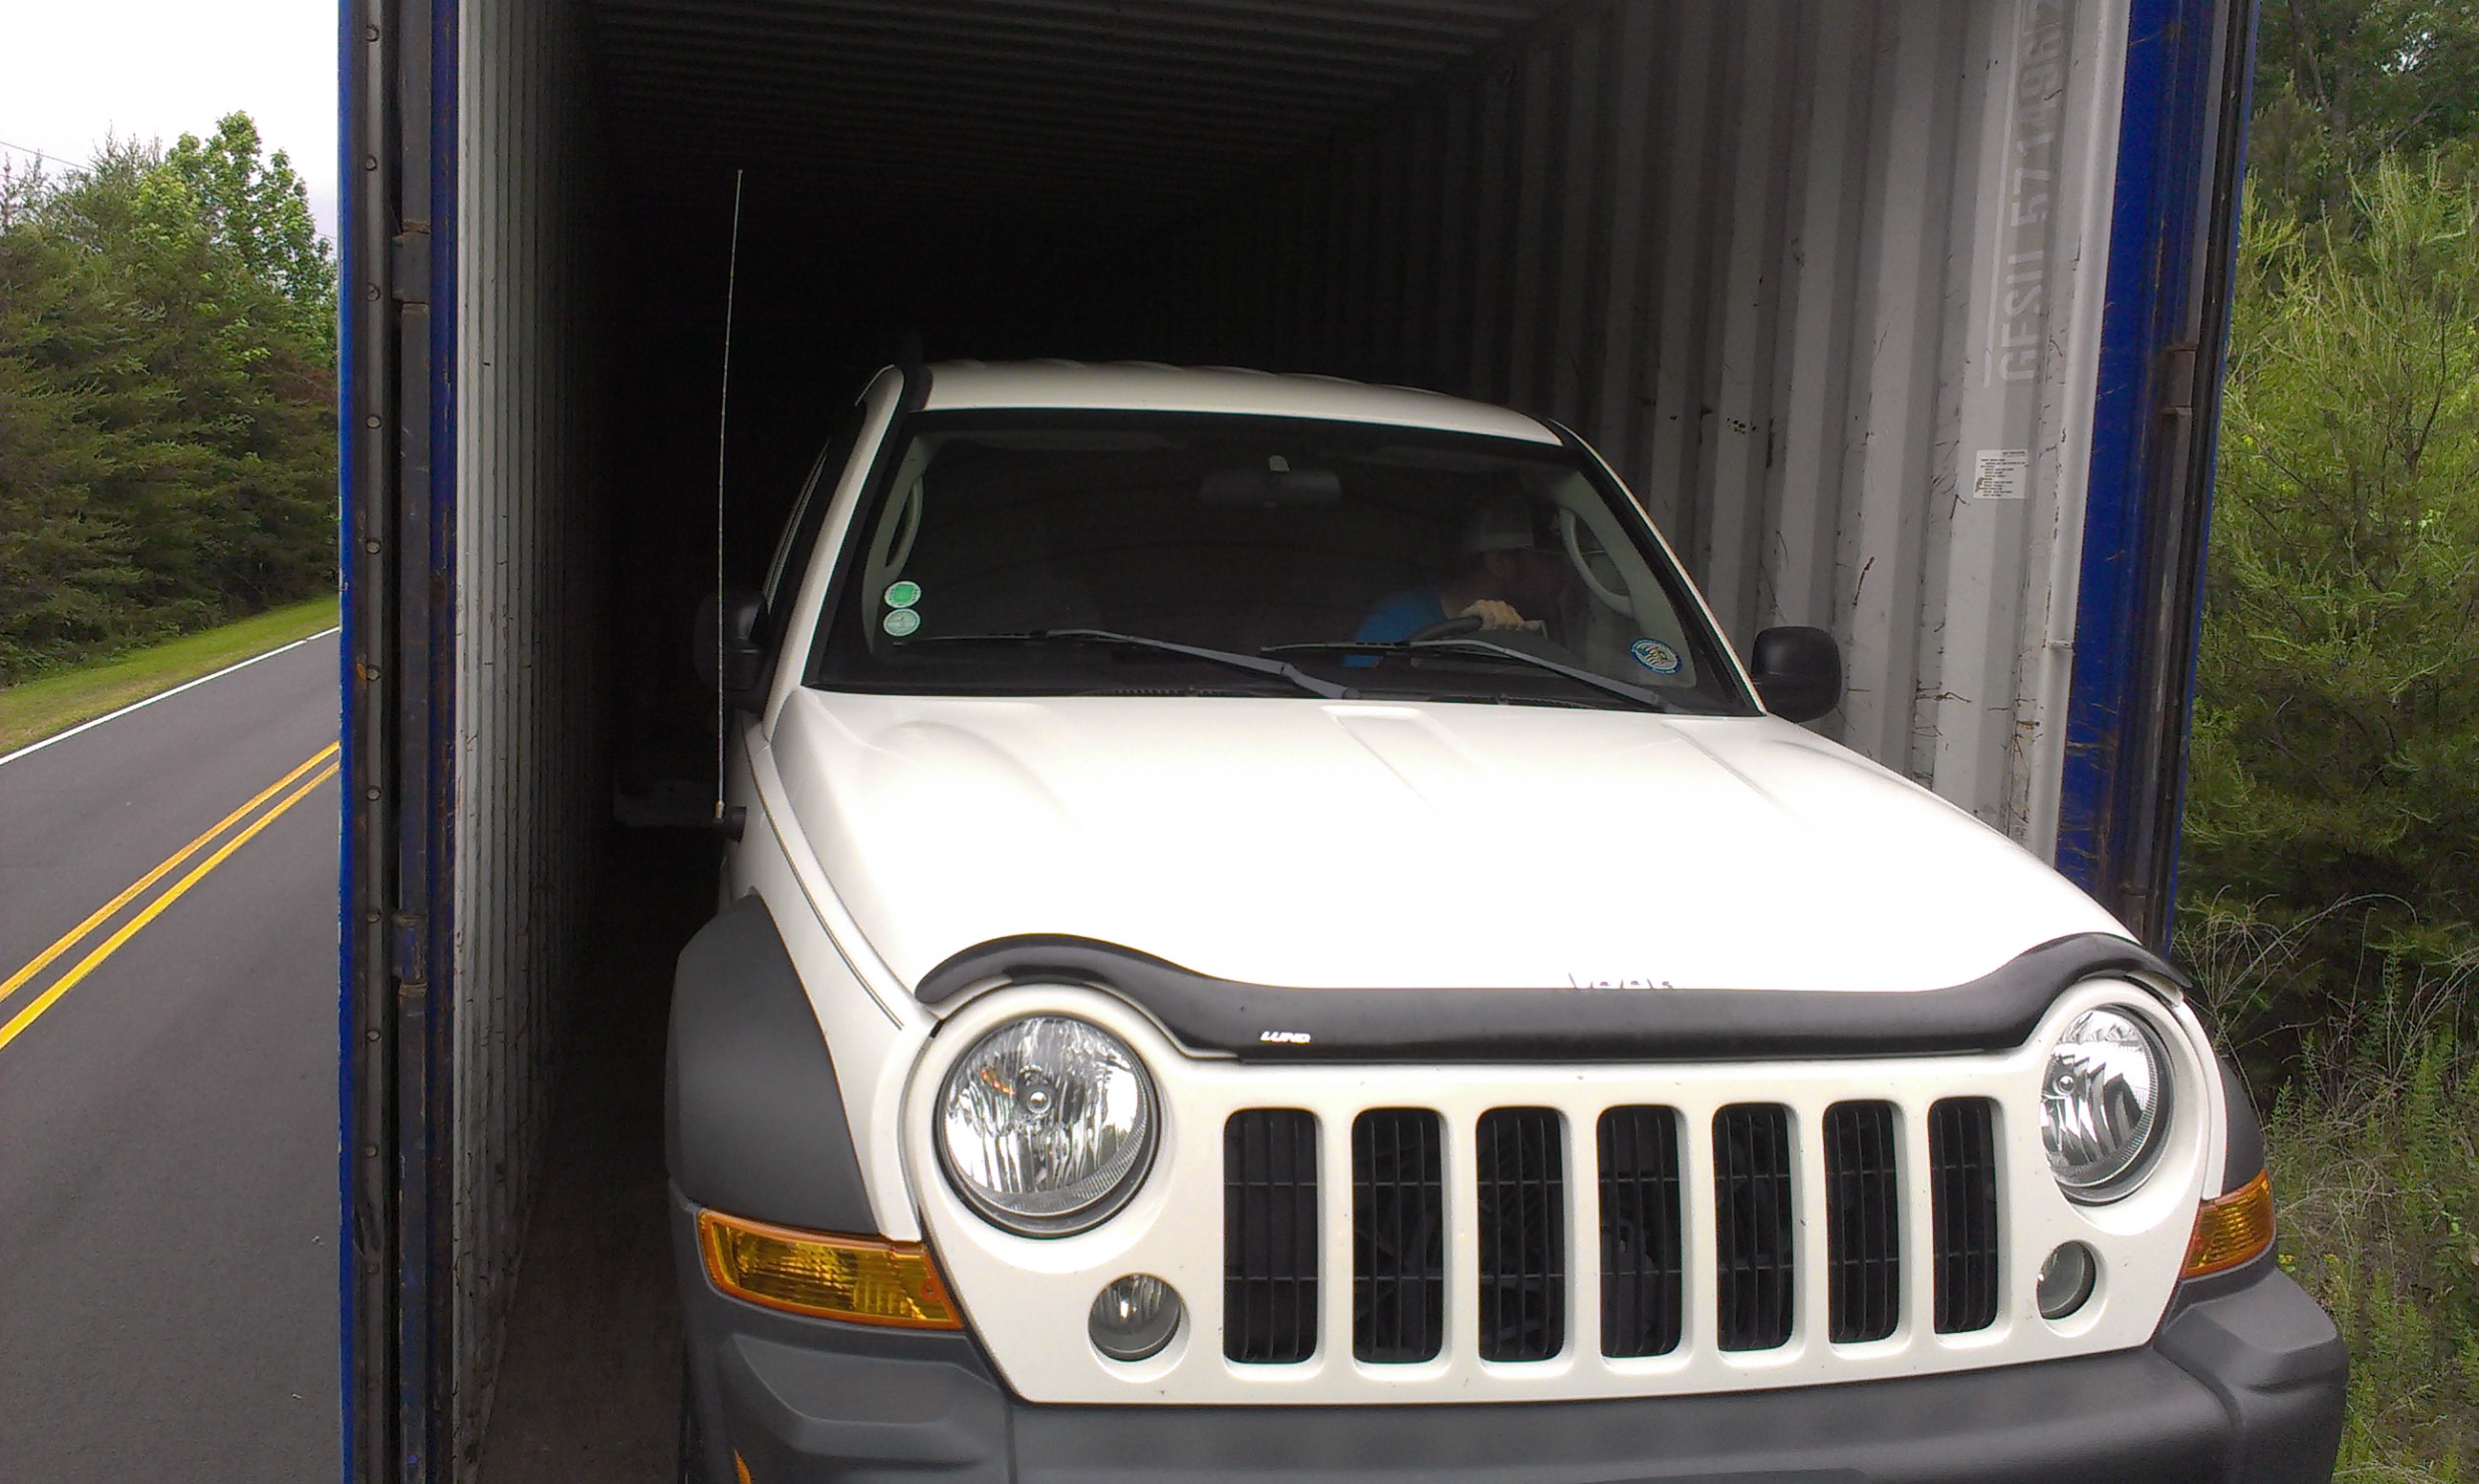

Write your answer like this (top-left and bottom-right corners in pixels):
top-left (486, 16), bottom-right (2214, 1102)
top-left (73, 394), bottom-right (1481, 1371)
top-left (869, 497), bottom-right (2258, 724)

top-left (0, 625), bottom-right (342, 770)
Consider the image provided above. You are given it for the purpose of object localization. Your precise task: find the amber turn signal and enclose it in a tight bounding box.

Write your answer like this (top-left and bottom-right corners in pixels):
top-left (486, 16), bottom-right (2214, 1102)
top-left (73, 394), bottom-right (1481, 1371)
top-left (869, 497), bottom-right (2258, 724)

top-left (698, 1210), bottom-right (961, 1328)
top-left (2181, 1169), bottom-right (2275, 1278)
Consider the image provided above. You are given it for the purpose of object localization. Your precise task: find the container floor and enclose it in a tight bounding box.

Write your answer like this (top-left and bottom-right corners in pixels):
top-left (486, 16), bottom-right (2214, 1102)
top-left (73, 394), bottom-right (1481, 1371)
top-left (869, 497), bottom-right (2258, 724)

top-left (474, 834), bottom-right (712, 1484)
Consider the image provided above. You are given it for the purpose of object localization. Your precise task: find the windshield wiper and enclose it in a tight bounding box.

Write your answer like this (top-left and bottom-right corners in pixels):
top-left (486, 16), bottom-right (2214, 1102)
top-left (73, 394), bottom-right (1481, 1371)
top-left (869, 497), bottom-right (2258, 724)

top-left (1266, 638), bottom-right (1673, 712)
top-left (910, 628), bottom-right (1355, 700)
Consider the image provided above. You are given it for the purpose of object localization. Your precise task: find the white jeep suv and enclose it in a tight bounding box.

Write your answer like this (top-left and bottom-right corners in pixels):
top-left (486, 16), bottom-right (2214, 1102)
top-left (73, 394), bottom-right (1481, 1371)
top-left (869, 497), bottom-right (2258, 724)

top-left (668, 361), bottom-right (2342, 1483)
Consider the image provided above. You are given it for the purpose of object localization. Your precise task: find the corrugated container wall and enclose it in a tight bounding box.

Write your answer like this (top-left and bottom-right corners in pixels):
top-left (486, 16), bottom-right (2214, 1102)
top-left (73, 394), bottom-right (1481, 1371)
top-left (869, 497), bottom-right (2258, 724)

top-left (339, 0), bottom-right (608, 1474)
top-left (446, 0), bottom-right (601, 1473)
top-left (1130, 0), bottom-right (2126, 854)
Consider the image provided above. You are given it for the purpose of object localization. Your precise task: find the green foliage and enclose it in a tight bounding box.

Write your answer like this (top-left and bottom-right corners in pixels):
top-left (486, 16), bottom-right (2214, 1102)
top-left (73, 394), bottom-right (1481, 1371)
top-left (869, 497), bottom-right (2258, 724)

top-left (2271, 1008), bottom-right (2476, 1480)
top-left (2192, 26), bottom-right (2479, 1463)
top-left (165, 114), bottom-right (337, 360)
top-left (2182, 161), bottom-right (2479, 1021)
top-left (2252, 1), bottom-right (2479, 219)
top-left (2180, 906), bottom-right (2479, 1481)
top-left (0, 118), bottom-right (335, 683)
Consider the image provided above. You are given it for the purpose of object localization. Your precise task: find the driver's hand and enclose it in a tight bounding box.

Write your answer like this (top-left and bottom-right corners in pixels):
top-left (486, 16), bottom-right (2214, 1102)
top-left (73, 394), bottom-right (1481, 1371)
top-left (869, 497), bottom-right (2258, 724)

top-left (1458, 599), bottom-right (1544, 632)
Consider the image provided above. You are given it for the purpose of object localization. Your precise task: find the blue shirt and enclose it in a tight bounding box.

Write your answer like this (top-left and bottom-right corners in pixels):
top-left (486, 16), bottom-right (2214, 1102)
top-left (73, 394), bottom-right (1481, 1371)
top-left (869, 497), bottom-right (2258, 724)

top-left (1354, 587), bottom-right (1449, 644)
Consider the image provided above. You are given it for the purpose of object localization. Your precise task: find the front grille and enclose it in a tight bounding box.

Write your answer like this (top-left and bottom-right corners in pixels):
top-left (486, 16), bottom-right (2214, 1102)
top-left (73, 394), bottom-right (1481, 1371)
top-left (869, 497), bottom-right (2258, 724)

top-left (1224, 1109), bottom-right (1318, 1363)
top-left (1823, 1101), bottom-right (1902, 1342)
top-left (1222, 1090), bottom-right (2008, 1373)
top-left (1713, 1104), bottom-right (1797, 1350)
top-left (1351, 1108), bottom-right (1445, 1363)
top-left (1929, 1098), bottom-right (2001, 1334)
top-left (1475, 1108), bottom-right (1564, 1361)
top-left (1597, 1105), bottom-right (1683, 1358)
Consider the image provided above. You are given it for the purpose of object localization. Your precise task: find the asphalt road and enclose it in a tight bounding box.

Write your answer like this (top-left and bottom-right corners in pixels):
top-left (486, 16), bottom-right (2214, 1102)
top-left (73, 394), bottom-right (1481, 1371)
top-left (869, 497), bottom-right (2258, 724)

top-left (0, 631), bottom-right (342, 1481)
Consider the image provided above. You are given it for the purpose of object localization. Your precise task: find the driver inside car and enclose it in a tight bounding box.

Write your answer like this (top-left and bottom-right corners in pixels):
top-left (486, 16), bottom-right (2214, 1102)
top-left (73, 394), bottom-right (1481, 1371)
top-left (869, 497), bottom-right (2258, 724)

top-left (1354, 494), bottom-right (1573, 644)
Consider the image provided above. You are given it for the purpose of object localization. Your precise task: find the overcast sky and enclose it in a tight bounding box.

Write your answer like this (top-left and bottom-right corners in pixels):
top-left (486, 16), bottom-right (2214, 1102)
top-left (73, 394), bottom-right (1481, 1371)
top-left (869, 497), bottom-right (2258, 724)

top-left (0, 0), bottom-right (340, 239)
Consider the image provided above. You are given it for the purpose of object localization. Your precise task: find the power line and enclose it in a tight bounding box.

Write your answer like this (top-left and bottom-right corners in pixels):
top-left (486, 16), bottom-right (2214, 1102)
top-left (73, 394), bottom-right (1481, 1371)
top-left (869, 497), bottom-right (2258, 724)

top-left (0, 137), bottom-right (77, 163)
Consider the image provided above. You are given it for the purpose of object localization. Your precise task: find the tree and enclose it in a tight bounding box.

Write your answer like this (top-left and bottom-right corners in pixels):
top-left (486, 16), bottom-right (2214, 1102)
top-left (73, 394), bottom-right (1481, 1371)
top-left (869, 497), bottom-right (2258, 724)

top-left (2182, 161), bottom-right (2479, 1023)
top-left (164, 113), bottom-right (336, 359)
top-left (0, 119), bottom-right (336, 681)
top-left (2251, 1), bottom-right (2479, 217)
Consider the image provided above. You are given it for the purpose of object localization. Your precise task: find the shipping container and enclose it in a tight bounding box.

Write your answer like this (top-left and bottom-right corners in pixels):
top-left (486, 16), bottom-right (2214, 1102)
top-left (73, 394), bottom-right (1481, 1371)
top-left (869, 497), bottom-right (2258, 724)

top-left (339, 0), bottom-right (2256, 1478)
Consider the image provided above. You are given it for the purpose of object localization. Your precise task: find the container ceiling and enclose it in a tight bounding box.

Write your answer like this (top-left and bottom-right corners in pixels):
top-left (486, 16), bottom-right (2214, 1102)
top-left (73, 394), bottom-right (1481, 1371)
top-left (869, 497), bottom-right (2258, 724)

top-left (586, 0), bottom-right (1556, 226)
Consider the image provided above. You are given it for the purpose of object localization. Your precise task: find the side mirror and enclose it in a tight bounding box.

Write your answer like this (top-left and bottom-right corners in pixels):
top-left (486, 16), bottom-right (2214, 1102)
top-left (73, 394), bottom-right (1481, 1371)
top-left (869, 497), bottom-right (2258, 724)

top-left (1750, 625), bottom-right (1842, 723)
top-left (692, 588), bottom-right (771, 713)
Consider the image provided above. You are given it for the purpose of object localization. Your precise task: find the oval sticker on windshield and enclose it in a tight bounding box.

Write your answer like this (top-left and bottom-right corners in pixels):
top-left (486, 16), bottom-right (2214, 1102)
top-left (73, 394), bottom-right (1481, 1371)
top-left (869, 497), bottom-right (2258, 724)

top-left (1630, 638), bottom-right (1681, 675)
top-left (882, 607), bottom-right (921, 638)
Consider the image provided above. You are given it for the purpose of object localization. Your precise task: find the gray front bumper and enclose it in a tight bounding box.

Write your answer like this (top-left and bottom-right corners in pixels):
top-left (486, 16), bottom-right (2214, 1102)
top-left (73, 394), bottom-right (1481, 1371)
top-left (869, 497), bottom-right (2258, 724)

top-left (673, 1192), bottom-right (2346, 1484)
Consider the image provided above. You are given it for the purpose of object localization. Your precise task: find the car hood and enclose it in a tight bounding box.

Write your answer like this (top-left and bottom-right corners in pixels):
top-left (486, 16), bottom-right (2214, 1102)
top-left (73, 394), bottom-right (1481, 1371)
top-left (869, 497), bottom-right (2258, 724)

top-left (767, 690), bottom-right (2127, 994)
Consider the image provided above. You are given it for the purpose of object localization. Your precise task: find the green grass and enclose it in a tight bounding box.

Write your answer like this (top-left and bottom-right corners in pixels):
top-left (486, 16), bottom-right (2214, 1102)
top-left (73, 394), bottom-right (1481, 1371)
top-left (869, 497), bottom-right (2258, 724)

top-left (0, 596), bottom-right (340, 755)
top-left (2269, 1019), bottom-right (2479, 1484)
top-left (2185, 902), bottom-right (2479, 1483)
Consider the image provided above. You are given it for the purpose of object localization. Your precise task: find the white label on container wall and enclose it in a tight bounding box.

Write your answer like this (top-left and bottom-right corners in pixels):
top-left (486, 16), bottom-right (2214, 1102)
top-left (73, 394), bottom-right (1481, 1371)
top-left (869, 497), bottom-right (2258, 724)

top-left (1973, 449), bottom-right (2031, 500)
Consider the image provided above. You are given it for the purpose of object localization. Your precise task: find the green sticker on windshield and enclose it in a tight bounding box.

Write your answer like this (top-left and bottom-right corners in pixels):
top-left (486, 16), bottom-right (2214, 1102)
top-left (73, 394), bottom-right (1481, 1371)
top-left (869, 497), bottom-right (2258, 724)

top-left (882, 607), bottom-right (921, 638)
top-left (885, 579), bottom-right (922, 608)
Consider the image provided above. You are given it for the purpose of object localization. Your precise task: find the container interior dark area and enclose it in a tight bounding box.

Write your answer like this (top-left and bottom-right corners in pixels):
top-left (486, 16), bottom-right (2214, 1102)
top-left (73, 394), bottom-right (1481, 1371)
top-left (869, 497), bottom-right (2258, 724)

top-left (593, 0), bottom-right (1578, 821)
top-left (471, 6), bottom-right (1574, 1479)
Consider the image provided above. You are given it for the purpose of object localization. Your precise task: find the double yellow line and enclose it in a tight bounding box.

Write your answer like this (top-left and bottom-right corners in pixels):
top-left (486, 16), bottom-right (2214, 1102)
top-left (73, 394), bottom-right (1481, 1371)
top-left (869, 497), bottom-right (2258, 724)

top-left (0, 742), bottom-right (341, 1053)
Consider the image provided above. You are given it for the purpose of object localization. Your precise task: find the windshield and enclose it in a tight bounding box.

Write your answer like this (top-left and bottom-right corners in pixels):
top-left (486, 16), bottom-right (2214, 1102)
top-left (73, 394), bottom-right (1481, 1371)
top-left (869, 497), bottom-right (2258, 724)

top-left (806, 409), bottom-right (1756, 714)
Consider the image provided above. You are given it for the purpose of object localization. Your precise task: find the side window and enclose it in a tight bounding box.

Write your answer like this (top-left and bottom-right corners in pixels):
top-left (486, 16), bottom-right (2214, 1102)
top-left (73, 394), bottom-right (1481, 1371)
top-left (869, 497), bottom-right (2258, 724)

top-left (762, 404), bottom-right (866, 621)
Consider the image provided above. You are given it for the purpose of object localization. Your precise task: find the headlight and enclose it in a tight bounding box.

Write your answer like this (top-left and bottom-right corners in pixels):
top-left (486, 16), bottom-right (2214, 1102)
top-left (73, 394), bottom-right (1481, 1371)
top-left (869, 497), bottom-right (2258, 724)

top-left (2040, 1007), bottom-right (2173, 1200)
top-left (936, 1015), bottom-right (1158, 1236)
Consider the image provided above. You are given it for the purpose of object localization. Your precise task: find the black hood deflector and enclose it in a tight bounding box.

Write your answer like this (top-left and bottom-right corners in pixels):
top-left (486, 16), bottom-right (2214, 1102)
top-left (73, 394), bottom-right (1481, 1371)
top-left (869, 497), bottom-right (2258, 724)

top-left (913, 931), bottom-right (2185, 1062)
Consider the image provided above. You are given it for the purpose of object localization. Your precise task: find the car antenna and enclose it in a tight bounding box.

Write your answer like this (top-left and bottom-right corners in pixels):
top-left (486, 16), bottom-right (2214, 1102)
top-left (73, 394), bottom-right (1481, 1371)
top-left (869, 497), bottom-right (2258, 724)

top-left (712, 168), bottom-right (747, 840)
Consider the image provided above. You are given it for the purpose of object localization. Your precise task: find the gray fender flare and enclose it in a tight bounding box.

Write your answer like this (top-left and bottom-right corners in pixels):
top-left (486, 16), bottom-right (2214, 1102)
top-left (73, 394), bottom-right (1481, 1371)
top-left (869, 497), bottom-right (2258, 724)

top-left (2214, 1050), bottom-right (2266, 1194)
top-left (667, 893), bottom-right (875, 1232)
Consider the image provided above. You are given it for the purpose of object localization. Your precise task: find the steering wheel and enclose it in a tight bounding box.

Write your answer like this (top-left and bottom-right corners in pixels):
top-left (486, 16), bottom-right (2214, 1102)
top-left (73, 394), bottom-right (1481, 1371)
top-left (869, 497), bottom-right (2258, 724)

top-left (1403, 615), bottom-right (1484, 644)
top-left (1559, 509), bottom-right (1634, 616)
top-left (1398, 615), bottom-right (1593, 674)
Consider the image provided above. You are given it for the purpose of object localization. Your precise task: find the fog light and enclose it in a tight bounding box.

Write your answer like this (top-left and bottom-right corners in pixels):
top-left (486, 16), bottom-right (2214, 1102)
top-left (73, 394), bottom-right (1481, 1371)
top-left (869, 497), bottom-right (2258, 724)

top-left (1089, 1274), bottom-right (1181, 1361)
top-left (2037, 1241), bottom-right (2097, 1320)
